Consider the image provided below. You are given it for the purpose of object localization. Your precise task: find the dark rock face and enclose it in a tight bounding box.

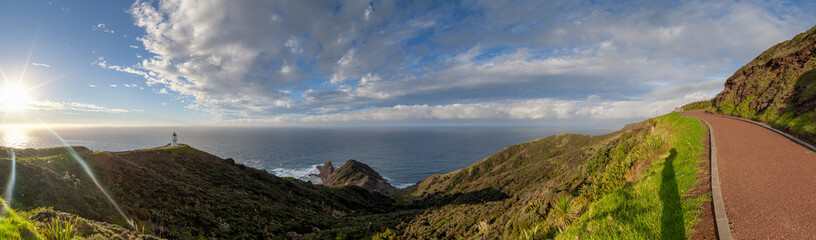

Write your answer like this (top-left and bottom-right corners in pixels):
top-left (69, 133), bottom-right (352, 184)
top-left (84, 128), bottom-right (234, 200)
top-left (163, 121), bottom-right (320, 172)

top-left (315, 160), bottom-right (336, 181)
top-left (314, 159), bottom-right (395, 195)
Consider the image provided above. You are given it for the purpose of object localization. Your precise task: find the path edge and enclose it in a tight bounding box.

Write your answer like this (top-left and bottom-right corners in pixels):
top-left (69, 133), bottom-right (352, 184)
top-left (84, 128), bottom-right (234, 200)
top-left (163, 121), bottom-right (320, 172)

top-left (685, 113), bottom-right (733, 240)
top-left (703, 112), bottom-right (816, 153)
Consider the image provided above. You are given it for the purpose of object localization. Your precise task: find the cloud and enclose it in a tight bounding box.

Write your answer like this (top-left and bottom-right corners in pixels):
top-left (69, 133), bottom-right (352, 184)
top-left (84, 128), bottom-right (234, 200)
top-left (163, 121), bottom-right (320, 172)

top-left (129, 45), bottom-right (140, 49)
top-left (110, 84), bottom-right (118, 87)
top-left (88, 84), bottom-right (97, 88)
top-left (124, 84), bottom-right (139, 88)
top-left (116, 0), bottom-right (816, 122)
top-left (92, 23), bottom-right (115, 34)
top-left (32, 62), bottom-right (50, 68)
top-left (224, 92), bottom-right (713, 123)
top-left (20, 100), bottom-right (133, 113)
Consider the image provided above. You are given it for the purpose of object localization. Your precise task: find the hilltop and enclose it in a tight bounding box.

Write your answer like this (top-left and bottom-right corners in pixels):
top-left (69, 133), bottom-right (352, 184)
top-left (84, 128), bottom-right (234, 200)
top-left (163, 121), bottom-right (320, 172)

top-left (0, 145), bottom-right (394, 239)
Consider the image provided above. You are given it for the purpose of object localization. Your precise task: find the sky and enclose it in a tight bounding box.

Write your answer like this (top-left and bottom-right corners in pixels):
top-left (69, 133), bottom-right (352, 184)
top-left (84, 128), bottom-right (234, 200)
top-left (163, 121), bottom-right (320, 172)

top-left (0, 0), bottom-right (814, 126)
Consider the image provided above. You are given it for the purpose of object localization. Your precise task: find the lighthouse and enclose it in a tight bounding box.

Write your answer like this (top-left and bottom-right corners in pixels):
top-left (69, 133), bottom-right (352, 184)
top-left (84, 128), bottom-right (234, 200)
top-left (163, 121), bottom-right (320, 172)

top-left (171, 132), bottom-right (178, 147)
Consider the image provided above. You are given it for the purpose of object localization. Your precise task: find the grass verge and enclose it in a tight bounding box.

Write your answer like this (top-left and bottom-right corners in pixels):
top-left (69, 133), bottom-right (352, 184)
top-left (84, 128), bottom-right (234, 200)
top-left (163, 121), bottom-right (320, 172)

top-left (557, 113), bottom-right (709, 239)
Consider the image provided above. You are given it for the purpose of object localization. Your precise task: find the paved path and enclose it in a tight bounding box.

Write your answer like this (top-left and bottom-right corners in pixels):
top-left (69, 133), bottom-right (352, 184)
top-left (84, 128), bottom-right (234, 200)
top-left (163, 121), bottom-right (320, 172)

top-left (685, 111), bottom-right (816, 239)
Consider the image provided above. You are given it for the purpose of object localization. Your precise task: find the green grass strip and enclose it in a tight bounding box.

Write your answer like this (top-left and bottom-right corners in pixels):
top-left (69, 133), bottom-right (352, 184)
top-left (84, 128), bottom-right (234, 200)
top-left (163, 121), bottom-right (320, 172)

top-left (558, 113), bottom-right (709, 239)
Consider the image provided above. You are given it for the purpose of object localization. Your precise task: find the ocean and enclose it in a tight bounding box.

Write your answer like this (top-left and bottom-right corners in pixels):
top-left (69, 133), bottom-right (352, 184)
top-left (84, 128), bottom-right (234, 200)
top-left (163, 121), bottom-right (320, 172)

top-left (0, 122), bottom-right (631, 188)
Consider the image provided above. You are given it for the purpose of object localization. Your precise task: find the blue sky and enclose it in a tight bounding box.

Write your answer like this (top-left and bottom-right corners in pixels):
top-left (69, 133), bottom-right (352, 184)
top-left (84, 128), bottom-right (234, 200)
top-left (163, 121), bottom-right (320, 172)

top-left (0, 0), bottom-right (814, 126)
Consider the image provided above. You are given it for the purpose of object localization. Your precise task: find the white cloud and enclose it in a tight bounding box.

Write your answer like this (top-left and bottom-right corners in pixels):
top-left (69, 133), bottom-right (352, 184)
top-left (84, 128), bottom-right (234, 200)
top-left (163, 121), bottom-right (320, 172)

top-left (88, 84), bottom-right (97, 88)
top-left (576, 93), bottom-right (714, 119)
top-left (364, 5), bottom-right (372, 21)
top-left (280, 65), bottom-right (292, 73)
top-left (225, 92), bottom-right (713, 123)
top-left (19, 100), bottom-right (133, 113)
top-left (32, 62), bottom-right (50, 68)
top-left (124, 83), bottom-right (139, 88)
top-left (129, 45), bottom-right (140, 49)
top-left (92, 23), bottom-right (115, 34)
top-left (110, 84), bottom-right (118, 87)
top-left (117, 0), bottom-right (816, 121)
top-left (284, 37), bottom-right (303, 54)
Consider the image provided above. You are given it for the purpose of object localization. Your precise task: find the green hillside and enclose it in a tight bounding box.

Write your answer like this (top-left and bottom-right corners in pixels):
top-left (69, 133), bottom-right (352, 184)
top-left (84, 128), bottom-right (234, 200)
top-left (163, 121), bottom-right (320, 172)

top-left (385, 113), bottom-right (709, 239)
top-left (710, 24), bottom-right (816, 140)
top-left (0, 146), bottom-right (394, 239)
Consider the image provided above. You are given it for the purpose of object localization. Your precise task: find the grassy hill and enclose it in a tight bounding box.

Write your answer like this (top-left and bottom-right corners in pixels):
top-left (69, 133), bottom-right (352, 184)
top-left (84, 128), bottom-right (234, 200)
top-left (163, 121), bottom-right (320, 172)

top-left (0, 145), bottom-right (395, 239)
top-left (0, 113), bottom-right (710, 239)
top-left (708, 24), bottom-right (816, 141)
top-left (383, 113), bottom-right (709, 239)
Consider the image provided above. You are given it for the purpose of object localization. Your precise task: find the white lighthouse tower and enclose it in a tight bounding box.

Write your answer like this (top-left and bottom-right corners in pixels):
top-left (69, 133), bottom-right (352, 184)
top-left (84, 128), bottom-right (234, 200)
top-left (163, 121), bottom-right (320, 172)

top-left (171, 132), bottom-right (178, 147)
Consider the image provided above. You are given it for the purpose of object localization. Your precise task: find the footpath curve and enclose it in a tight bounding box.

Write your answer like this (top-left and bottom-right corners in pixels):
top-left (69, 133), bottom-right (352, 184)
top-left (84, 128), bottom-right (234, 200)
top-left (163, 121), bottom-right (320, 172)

top-left (684, 111), bottom-right (816, 239)
top-left (684, 112), bottom-right (732, 240)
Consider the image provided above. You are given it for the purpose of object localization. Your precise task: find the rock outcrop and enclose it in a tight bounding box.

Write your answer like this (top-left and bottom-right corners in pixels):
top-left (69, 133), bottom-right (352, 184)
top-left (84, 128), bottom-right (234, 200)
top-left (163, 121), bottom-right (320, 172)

top-left (713, 24), bottom-right (816, 116)
top-left (315, 160), bottom-right (396, 195)
top-left (708, 24), bottom-right (816, 141)
top-left (315, 160), bottom-right (336, 181)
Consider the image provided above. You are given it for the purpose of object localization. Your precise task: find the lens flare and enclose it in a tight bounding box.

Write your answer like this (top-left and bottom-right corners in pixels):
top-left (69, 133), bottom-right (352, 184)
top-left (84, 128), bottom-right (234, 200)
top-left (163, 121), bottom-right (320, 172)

top-left (40, 122), bottom-right (134, 228)
top-left (3, 149), bottom-right (16, 207)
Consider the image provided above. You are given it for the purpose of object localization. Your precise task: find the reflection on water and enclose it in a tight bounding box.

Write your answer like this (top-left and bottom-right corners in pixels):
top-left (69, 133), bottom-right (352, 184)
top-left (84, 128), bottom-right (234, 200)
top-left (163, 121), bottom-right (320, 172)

top-left (2, 128), bottom-right (29, 149)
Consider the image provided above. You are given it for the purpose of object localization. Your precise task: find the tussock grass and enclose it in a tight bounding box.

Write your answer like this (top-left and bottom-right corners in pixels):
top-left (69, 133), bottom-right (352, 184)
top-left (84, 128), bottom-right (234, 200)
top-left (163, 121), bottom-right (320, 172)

top-left (38, 216), bottom-right (76, 240)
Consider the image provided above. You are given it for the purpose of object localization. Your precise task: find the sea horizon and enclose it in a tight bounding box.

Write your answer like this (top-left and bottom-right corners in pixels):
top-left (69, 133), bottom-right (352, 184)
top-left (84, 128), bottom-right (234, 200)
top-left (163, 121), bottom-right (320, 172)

top-left (0, 120), bottom-right (636, 188)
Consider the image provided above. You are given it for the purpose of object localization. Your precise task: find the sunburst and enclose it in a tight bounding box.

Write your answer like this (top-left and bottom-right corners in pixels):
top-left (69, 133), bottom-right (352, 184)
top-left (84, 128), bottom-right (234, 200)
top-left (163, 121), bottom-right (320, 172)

top-left (0, 83), bottom-right (31, 111)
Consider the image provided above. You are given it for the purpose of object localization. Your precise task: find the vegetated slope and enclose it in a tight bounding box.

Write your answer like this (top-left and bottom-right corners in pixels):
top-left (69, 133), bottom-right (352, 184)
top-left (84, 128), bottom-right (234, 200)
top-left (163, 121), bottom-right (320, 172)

top-left (0, 202), bottom-right (162, 240)
top-left (385, 113), bottom-right (708, 239)
top-left (0, 146), bottom-right (394, 239)
top-left (0, 113), bottom-right (709, 239)
top-left (711, 24), bottom-right (816, 139)
top-left (559, 113), bottom-right (709, 239)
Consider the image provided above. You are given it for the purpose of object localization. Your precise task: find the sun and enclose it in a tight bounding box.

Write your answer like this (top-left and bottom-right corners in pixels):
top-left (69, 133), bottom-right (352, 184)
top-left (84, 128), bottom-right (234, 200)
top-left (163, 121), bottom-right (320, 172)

top-left (0, 83), bottom-right (31, 111)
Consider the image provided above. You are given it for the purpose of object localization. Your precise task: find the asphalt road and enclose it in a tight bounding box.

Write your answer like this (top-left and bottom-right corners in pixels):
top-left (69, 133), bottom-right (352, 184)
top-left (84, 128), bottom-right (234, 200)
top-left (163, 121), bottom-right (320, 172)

top-left (685, 111), bottom-right (816, 239)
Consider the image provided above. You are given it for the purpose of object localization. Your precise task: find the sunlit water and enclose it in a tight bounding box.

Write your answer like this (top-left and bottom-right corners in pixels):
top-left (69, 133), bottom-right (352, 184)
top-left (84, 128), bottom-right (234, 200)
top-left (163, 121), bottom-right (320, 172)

top-left (0, 122), bottom-right (633, 188)
top-left (2, 128), bottom-right (28, 149)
